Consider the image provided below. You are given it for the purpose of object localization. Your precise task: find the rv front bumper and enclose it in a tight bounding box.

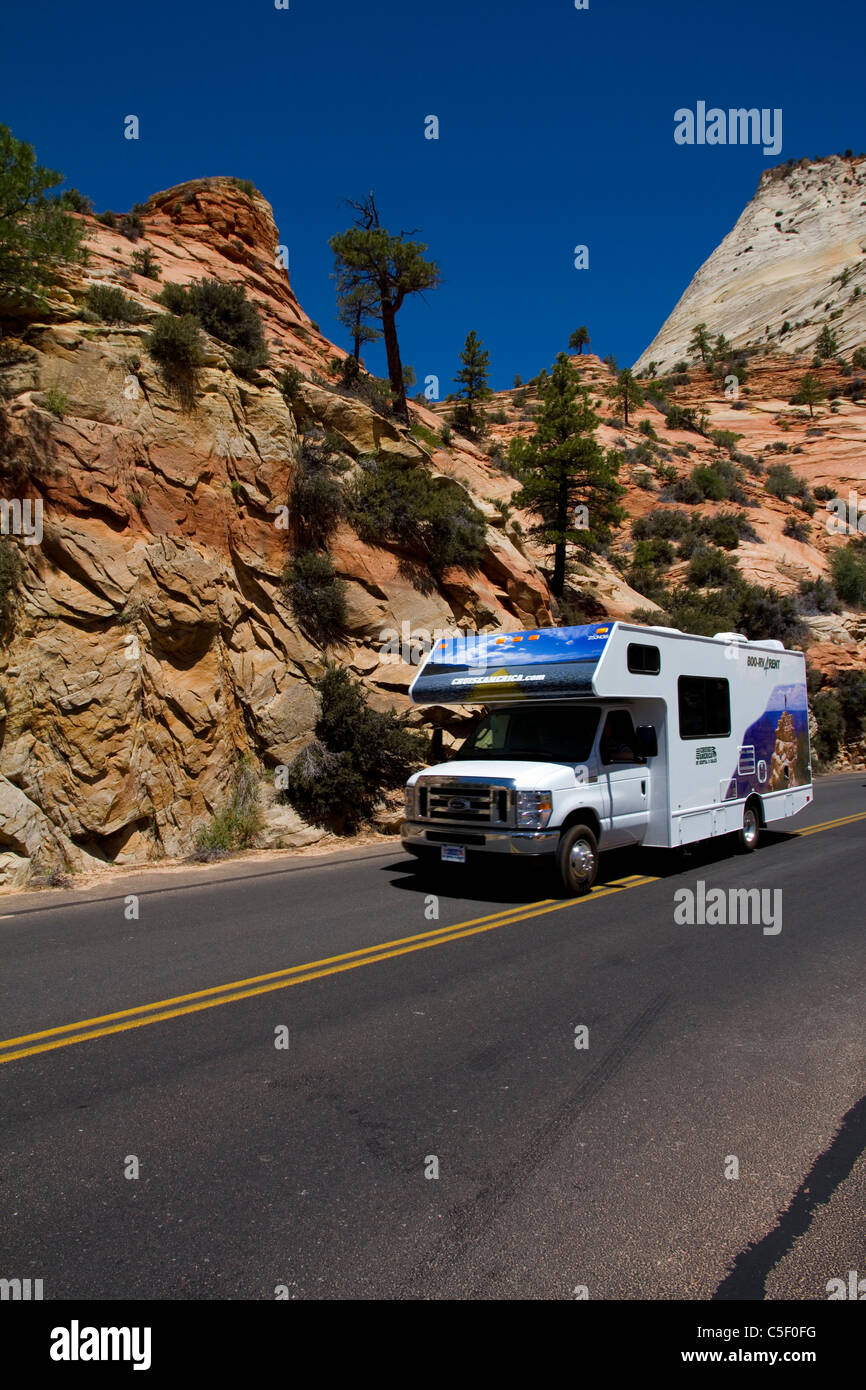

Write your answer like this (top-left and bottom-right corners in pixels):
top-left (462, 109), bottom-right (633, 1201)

top-left (400, 821), bottom-right (559, 857)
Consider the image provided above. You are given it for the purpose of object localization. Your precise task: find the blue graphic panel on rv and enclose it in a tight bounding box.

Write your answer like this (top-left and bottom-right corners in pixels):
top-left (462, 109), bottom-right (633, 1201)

top-left (722, 682), bottom-right (811, 799)
top-left (409, 624), bottom-right (614, 704)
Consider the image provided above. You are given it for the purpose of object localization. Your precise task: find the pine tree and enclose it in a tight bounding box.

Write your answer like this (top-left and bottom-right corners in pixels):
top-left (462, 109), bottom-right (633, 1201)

top-left (688, 323), bottom-right (712, 364)
top-left (335, 278), bottom-right (381, 362)
top-left (329, 192), bottom-right (440, 423)
top-left (450, 330), bottom-right (492, 437)
top-left (569, 325), bottom-right (590, 355)
top-left (816, 324), bottom-right (839, 358)
top-left (791, 372), bottom-right (827, 418)
top-left (605, 367), bottom-right (644, 426)
top-left (510, 353), bottom-right (625, 597)
top-left (0, 124), bottom-right (89, 322)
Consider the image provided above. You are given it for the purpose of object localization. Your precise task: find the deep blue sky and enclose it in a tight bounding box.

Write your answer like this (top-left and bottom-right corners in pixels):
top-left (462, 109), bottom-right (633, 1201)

top-left (2, 0), bottom-right (863, 389)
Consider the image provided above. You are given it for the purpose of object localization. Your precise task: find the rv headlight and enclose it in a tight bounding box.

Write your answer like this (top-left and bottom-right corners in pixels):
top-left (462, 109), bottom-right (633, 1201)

top-left (404, 784), bottom-right (415, 817)
top-left (516, 790), bottom-right (553, 829)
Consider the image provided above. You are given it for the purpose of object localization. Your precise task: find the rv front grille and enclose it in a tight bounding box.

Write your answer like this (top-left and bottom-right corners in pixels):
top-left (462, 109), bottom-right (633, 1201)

top-left (418, 782), bottom-right (510, 826)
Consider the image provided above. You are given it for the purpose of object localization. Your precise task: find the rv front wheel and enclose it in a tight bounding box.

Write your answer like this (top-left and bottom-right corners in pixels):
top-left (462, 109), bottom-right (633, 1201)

top-left (737, 803), bottom-right (761, 853)
top-left (557, 824), bottom-right (599, 896)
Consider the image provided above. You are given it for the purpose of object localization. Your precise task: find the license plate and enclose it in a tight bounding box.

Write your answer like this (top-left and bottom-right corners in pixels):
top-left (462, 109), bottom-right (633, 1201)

top-left (441, 845), bottom-right (466, 863)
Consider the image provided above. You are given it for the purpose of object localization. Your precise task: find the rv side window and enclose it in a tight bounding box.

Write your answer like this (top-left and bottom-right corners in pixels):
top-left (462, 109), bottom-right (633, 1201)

top-left (627, 643), bottom-right (660, 675)
top-left (678, 676), bottom-right (731, 739)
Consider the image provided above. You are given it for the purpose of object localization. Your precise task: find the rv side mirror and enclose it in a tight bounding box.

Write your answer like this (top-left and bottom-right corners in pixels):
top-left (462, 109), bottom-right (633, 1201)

top-left (429, 727), bottom-right (444, 762)
top-left (635, 725), bottom-right (658, 759)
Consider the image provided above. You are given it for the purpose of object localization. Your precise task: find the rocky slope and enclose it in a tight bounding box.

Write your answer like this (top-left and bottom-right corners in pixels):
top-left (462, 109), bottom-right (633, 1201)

top-left (0, 179), bottom-right (551, 887)
top-left (634, 154), bottom-right (866, 373)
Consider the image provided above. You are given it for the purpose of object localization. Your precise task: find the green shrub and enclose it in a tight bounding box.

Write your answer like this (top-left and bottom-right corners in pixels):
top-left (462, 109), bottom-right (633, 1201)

top-left (852, 347), bottom-right (866, 369)
top-left (669, 474), bottom-right (703, 504)
top-left (625, 566), bottom-right (669, 605)
top-left (797, 577), bottom-right (839, 614)
top-left (671, 456), bottom-right (743, 504)
top-left (813, 484), bottom-right (836, 502)
top-left (0, 538), bottom-right (22, 629)
top-left (410, 422), bottom-right (443, 451)
top-left (734, 455), bottom-right (761, 478)
top-left (836, 670), bottom-right (866, 742)
top-left (709, 428), bottom-right (743, 456)
top-left (690, 464), bottom-right (729, 501)
top-left (130, 246), bottom-right (160, 280)
top-left (632, 538), bottom-right (674, 569)
top-left (676, 530), bottom-right (701, 559)
top-left (285, 664), bottom-right (427, 832)
top-left (96, 210), bottom-right (116, 228)
top-left (277, 366), bottom-right (304, 402)
top-left (664, 404), bottom-right (698, 431)
top-left (157, 277), bottom-right (268, 376)
top-left (290, 436), bottom-right (346, 549)
top-left (703, 512), bottom-right (751, 549)
top-left (346, 454), bottom-right (486, 573)
top-left (331, 355), bottom-right (393, 416)
top-left (659, 587), bottom-right (742, 637)
top-left (118, 213), bottom-right (144, 242)
top-left (40, 386), bottom-right (69, 418)
top-left (351, 372), bottom-right (393, 416)
top-left (194, 755), bottom-right (263, 854)
top-left (783, 516), bottom-right (809, 541)
top-left (642, 575), bottom-right (806, 646)
top-left (687, 546), bottom-right (739, 587)
top-left (638, 419), bottom-right (659, 440)
top-left (86, 284), bottom-right (150, 324)
top-left (765, 462), bottom-right (804, 499)
top-left (735, 583), bottom-right (806, 646)
top-left (283, 551), bottom-right (347, 645)
top-left (830, 539), bottom-right (866, 606)
top-left (54, 187), bottom-right (92, 213)
top-left (145, 313), bottom-right (205, 373)
top-left (812, 690), bottom-right (845, 763)
top-left (632, 508), bottom-right (691, 541)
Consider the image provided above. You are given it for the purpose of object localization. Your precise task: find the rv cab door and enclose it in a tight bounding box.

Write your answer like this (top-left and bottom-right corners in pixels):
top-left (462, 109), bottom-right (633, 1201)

top-left (597, 708), bottom-right (650, 847)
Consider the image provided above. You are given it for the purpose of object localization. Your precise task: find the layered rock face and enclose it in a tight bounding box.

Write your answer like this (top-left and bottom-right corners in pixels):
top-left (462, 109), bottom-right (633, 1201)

top-left (635, 155), bottom-right (866, 373)
top-left (0, 180), bottom-right (550, 885)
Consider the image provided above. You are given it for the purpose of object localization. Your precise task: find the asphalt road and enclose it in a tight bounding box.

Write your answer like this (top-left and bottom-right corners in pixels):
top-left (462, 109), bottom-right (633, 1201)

top-left (2, 774), bottom-right (865, 1301)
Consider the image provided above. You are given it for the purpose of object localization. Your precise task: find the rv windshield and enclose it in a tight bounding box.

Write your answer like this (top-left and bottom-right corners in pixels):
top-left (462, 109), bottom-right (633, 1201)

top-left (451, 705), bottom-right (601, 764)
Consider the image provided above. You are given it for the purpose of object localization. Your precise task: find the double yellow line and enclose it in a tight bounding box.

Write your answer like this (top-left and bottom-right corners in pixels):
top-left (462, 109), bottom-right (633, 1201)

top-left (2, 807), bottom-right (863, 1067)
top-left (794, 809), bottom-right (866, 837)
top-left (0, 874), bottom-right (655, 1066)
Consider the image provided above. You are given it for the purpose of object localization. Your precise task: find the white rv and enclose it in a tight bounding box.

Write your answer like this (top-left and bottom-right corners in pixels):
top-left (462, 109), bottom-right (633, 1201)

top-left (401, 622), bottom-right (813, 894)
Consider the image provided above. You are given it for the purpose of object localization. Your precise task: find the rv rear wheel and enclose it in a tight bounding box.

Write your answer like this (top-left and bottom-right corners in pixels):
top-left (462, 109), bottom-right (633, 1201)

top-left (557, 824), bottom-right (599, 896)
top-left (737, 803), bottom-right (761, 853)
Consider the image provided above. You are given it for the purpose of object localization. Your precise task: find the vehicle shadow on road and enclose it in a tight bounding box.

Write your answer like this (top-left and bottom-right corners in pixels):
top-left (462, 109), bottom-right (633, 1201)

top-left (381, 830), bottom-right (799, 906)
